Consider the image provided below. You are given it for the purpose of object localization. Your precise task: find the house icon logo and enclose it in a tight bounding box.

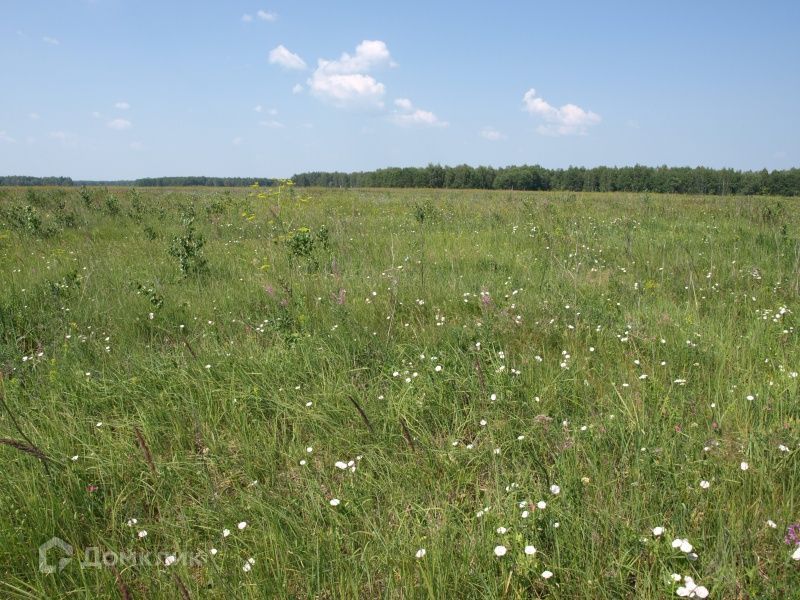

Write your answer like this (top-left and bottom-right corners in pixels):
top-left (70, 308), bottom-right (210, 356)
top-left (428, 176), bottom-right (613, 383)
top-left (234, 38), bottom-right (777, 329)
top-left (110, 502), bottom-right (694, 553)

top-left (39, 537), bottom-right (73, 574)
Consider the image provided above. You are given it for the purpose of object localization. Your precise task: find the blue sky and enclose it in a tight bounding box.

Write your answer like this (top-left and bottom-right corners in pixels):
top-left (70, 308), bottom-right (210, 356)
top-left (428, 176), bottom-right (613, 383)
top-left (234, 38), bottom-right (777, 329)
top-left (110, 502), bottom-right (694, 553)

top-left (1, 0), bottom-right (798, 179)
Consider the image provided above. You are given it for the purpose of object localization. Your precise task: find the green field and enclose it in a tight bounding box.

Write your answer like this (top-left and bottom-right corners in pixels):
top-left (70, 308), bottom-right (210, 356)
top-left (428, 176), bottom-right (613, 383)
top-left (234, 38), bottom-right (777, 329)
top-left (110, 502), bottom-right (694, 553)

top-left (1, 185), bottom-right (799, 598)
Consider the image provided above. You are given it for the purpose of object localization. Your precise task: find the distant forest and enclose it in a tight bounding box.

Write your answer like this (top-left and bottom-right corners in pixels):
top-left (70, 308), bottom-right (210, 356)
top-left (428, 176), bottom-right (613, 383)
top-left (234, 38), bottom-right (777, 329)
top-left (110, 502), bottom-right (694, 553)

top-left (292, 165), bottom-right (800, 196)
top-left (1, 165), bottom-right (799, 195)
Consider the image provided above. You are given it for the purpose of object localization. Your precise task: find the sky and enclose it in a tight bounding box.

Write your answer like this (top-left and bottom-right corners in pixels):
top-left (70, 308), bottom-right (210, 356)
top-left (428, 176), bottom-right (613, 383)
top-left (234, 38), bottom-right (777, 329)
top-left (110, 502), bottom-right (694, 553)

top-left (1, 0), bottom-right (799, 179)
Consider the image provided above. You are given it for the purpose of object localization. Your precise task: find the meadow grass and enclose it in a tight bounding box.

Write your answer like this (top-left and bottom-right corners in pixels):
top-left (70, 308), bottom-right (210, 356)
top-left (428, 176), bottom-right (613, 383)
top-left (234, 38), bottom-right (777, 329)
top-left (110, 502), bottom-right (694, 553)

top-left (0, 186), bottom-right (799, 598)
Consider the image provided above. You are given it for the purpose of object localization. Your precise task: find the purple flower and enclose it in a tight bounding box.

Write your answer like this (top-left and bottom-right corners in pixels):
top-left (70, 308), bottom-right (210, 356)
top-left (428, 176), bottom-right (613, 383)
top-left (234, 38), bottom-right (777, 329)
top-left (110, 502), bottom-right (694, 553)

top-left (785, 522), bottom-right (800, 546)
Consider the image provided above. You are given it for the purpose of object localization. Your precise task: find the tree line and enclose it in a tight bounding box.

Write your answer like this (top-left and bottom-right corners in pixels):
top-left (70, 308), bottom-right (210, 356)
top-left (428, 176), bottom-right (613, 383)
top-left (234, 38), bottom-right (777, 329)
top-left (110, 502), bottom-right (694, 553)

top-left (292, 164), bottom-right (800, 196)
top-left (2, 166), bottom-right (800, 195)
top-left (0, 176), bottom-right (277, 188)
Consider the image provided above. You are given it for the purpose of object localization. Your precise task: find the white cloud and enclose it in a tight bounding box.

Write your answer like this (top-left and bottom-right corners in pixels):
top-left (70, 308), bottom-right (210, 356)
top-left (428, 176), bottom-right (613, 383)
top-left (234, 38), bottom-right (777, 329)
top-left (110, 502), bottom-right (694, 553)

top-left (292, 83), bottom-right (304, 94)
top-left (391, 98), bottom-right (447, 127)
top-left (254, 105), bottom-right (262, 113)
top-left (241, 14), bottom-right (253, 22)
top-left (115, 101), bottom-right (130, 110)
top-left (309, 72), bottom-right (385, 107)
top-left (50, 131), bottom-right (77, 147)
top-left (29, 112), bottom-right (40, 120)
top-left (308, 41), bottom-right (393, 108)
top-left (259, 120), bottom-right (284, 128)
top-left (257, 10), bottom-right (277, 22)
top-left (107, 118), bottom-right (132, 130)
top-left (43, 36), bottom-right (60, 45)
top-left (129, 141), bottom-right (144, 151)
top-left (480, 126), bottom-right (506, 141)
top-left (269, 45), bottom-right (307, 70)
top-left (232, 137), bottom-right (243, 146)
top-left (92, 111), bottom-right (102, 119)
top-left (522, 88), bottom-right (600, 136)
top-left (0, 131), bottom-right (16, 143)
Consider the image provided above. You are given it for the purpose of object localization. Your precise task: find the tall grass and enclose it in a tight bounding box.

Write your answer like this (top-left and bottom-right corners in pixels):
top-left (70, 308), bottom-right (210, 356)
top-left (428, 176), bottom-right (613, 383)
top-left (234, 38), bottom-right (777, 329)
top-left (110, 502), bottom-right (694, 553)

top-left (0, 186), bottom-right (798, 598)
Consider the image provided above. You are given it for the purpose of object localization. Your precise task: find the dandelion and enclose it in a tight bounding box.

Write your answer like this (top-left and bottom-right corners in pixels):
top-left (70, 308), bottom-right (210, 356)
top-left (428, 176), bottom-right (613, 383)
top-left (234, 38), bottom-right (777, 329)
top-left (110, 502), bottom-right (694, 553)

top-left (493, 545), bottom-right (507, 557)
top-left (415, 548), bottom-right (426, 558)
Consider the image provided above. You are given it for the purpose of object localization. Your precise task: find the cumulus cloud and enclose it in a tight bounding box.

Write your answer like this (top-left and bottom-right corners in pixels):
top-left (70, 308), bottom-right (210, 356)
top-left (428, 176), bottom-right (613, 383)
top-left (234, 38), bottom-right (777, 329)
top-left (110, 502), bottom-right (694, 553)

top-left (241, 14), bottom-right (253, 22)
top-left (257, 10), bottom-right (277, 21)
top-left (107, 118), bottom-right (132, 130)
top-left (115, 101), bottom-right (130, 110)
top-left (308, 41), bottom-right (393, 108)
top-left (42, 36), bottom-right (60, 45)
top-left (29, 112), bottom-right (40, 120)
top-left (232, 137), bottom-right (243, 146)
top-left (269, 45), bottom-right (307, 70)
top-left (259, 120), bottom-right (284, 128)
top-left (480, 127), bottom-right (506, 141)
top-left (0, 131), bottom-right (16, 143)
top-left (522, 88), bottom-right (600, 136)
top-left (292, 83), bottom-right (304, 94)
top-left (129, 141), bottom-right (144, 151)
top-left (391, 98), bottom-right (447, 127)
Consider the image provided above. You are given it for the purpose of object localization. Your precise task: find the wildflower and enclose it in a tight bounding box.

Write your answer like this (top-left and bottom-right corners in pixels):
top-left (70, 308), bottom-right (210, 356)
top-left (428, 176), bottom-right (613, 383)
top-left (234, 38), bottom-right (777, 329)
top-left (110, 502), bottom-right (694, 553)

top-left (676, 575), bottom-right (708, 598)
top-left (415, 548), bottom-right (426, 558)
top-left (329, 498), bottom-right (340, 506)
top-left (164, 555), bottom-right (176, 566)
top-left (126, 518), bottom-right (138, 527)
top-left (210, 548), bottom-right (218, 556)
top-left (541, 570), bottom-right (553, 579)
top-left (237, 521), bottom-right (247, 530)
top-left (767, 520), bottom-right (777, 529)
top-left (536, 501), bottom-right (547, 509)
top-left (700, 480), bottom-right (710, 489)
top-left (549, 484), bottom-right (560, 495)
top-left (652, 527), bottom-right (665, 537)
top-left (223, 528), bottom-right (231, 537)
top-left (524, 545), bottom-right (537, 555)
top-left (493, 545), bottom-right (507, 557)
top-left (496, 527), bottom-right (507, 534)
top-left (335, 461), bottom-right (348, 470)
top-left (671, 538), bottom-right (693, 553)
top-left (793, 547), bottom-right (800, 561)
top-left (740, 461), bottom-right (749, 471)
top-left (138, 530), bottom-right (147, 538)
